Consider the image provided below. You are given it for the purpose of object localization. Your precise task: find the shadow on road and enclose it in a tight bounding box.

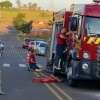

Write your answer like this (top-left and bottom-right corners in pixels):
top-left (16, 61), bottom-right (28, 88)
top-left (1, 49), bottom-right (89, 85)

top-left (63, 80), bottom-right (100, 92)
top-left (75, 80), bottom-right (100, 91)
top-left (56, 74), bottom-right (100, 92)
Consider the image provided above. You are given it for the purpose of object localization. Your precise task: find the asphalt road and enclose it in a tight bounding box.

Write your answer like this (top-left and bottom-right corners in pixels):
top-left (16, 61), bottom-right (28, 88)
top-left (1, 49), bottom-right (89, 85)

top-left (0, 28), bottom-right (100, 100)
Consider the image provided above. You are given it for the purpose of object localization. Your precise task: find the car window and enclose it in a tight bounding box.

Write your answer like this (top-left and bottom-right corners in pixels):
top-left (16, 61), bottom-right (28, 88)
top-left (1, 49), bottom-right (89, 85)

top-left (25, 39), bottom-right (30, 42)
top-left (31, 42), bottom-right (35, 45)
top-left (36, 41), bottom-right (40, 45)
top-left (40, 43), bottom-right (47, 47)
top-left (29, 41), bottom-right (34, 44)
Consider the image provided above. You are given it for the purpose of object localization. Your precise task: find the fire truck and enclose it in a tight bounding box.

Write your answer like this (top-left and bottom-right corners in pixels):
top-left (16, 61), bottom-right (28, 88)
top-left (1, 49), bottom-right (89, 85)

top-left (47, 0), bottom-right (100, 86)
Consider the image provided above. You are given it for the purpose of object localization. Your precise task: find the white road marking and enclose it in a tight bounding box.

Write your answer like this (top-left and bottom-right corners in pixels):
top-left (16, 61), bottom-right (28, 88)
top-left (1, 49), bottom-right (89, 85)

top-left (19, 64), bottom-right (27, 68)
top-left (84, 92), bottom-right (100, 98)
top-left (95, 94), bottom-right (100, 97)
top-left (3, 63), bottom-right (10, 68)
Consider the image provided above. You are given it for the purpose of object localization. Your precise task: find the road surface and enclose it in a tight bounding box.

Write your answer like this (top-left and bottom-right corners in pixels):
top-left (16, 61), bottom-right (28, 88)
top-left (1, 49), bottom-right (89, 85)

top-left (0, 28), bottom-right (100, 100)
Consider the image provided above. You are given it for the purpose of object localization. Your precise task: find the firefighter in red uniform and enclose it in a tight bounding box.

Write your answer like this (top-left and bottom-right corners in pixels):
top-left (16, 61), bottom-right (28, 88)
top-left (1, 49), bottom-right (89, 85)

top-left (66, 31), bottom-right (79, 61)
top-left (55, 27), bottom-right (67, 68)
top-left (27, 48), bottom-right (41, 72)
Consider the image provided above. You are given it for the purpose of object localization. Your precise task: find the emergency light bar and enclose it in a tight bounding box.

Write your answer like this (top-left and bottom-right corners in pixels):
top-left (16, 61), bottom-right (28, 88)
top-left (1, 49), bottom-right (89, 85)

top-left (93, 0), bottom-right (100, 3)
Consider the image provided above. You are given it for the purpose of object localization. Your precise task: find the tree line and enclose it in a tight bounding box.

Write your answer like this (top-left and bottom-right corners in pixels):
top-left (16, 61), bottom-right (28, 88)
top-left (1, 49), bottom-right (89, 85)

top-left (0, 1), bottom-right (12, 8)
top-left (0, 1), bottom-right (42, 10)
top-left (0, 1), bottom-right (52, 34)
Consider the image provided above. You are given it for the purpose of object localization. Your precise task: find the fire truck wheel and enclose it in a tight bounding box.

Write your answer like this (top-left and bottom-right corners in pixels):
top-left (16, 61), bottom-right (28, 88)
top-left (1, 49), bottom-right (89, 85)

top-left (67, 67), bottom-right (76, 87)
top-left (53, 67), bottom-right (60, 76)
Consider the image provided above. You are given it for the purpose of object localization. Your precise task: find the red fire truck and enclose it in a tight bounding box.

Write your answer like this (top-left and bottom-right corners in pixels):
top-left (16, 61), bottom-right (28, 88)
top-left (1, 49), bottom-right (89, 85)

top-left (47, 0), bottom-right (100, 86)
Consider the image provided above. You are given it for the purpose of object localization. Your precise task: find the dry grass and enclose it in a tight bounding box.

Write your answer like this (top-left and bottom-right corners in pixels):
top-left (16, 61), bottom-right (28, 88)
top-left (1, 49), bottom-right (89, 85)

top-left (0, 8), bottom-right (52, 35)
top-left (0, 9), bottom-right (52, 25)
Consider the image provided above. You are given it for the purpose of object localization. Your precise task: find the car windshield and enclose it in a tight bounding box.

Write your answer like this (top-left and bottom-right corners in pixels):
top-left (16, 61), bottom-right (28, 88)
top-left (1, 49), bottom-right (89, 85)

top-left (40, 43), bottom-right (47, 47)
top-left (30, 41), bottom-right (35, 45)
top-left (36, 41), bottom-right (40, 45)
top-left (85, 17), bottom-right (100, 35)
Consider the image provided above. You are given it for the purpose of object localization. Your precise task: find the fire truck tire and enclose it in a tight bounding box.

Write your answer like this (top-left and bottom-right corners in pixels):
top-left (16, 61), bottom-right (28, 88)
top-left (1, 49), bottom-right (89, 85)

top-left (53, 69), bottom-right (58, 75)
top-left (53, 67), bottom-right (60, 76)
top-left (67, 67), bottom-right (77, 87)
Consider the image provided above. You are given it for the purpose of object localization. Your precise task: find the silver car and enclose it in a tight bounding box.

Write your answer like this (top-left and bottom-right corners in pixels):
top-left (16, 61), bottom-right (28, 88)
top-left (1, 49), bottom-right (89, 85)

top-left (36, 41), bottom-right (48, 56)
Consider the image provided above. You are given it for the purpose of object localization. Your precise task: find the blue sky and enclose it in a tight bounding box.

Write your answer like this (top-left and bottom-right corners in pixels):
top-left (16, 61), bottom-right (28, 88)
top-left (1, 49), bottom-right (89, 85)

top-left (10, 0), bottom-right (93, 10)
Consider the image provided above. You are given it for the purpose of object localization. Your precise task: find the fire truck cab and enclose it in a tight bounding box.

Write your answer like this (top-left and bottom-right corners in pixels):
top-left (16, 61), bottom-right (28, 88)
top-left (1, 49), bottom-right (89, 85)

top-left (48, 0), bottom-right (100, 86)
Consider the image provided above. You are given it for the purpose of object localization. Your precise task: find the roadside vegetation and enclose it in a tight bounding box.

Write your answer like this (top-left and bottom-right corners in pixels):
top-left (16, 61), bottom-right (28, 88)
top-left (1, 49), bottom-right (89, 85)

top-left (0, 1), bottom-right (53, 40)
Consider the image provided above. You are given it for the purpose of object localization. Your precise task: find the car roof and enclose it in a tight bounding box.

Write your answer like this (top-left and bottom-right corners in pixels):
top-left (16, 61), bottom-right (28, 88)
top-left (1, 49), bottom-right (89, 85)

top-left (36, 40), bottom-right (47, 43)
top-left (30, 41), bottom-right (35, 43)
top-left (39, 42), bottom-right (47, 45)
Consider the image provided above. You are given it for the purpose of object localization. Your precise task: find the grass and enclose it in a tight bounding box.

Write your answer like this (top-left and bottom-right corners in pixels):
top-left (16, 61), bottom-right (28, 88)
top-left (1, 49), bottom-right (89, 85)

top-left (0, 8), bottom-right (52, 40)
top-left (0, 8), bottom-right (52, 22)
top-left (0, 8), bottom-right (52, 32)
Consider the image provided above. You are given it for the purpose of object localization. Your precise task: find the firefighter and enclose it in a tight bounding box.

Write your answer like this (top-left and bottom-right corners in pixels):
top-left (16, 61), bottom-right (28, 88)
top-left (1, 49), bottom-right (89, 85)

top-left (54, 27), bottom-right (67, 68)
top-left (26, 48), bottom-right (41, 72)
top-left (66, 31), bottom-right (79, 61)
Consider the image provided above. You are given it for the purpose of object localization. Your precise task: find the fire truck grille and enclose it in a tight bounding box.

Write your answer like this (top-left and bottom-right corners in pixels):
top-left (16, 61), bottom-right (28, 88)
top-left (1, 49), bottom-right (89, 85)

top-left (96, 46), bottom-right (100, 77)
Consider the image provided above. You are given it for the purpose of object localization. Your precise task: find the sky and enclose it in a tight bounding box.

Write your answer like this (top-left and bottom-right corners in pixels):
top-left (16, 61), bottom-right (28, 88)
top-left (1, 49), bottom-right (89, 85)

top-left (10, 0), bottom-right (93, 11)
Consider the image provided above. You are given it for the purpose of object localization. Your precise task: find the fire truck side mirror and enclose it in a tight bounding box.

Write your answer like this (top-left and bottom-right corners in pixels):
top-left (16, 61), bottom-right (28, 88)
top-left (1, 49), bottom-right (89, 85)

top-left (70, 17), bottom-right (79, 31)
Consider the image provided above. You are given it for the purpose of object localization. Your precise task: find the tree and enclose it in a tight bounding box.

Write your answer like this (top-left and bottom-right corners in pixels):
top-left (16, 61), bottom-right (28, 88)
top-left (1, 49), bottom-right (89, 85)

top-left (22, 20), bottom-right (33, 33)
top-left (28, 2), bottom-right (38, 10)
top-left (13, 13), bottom-right (26, 31)
top-left (28, 2), bottom-right (32, 9)
top-left (31, 3), bottom-right (38, 10)
top-left (0, 1), bottom-right (12, 8)
top-left (23, 4), bottom-right (27, 9)
top-left (32, 3), bottom-right (37, 8)
top-left (48, 20), bottom-right (53, 26)
top-left (13, 13), bottom-right (33, 34)
top-left (16, 0), bottom-right (21, 8)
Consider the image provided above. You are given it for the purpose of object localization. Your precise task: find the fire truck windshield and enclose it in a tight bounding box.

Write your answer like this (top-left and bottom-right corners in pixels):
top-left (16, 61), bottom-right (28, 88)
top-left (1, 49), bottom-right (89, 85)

top-left (85, 17), bottom-right (100, 35)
